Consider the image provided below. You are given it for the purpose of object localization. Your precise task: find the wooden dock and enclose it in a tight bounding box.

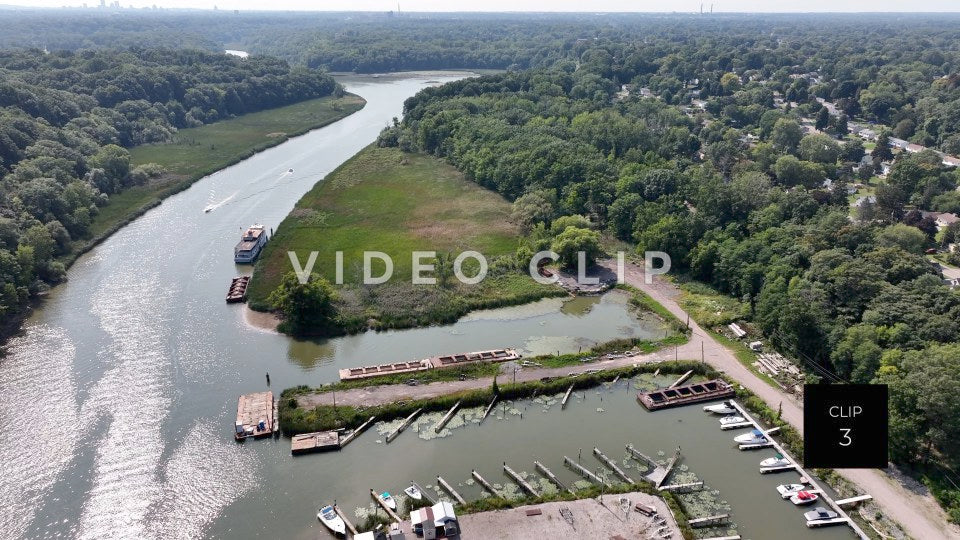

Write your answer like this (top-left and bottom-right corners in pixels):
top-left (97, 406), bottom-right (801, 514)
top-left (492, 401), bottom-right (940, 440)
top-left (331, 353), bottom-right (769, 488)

top-left (503, 463), bottom-right (538, 497)
top-left (563, 456), bottom-right (610, 486)
top-left (727, 399), bottom-right (869, 539)
top-left (339, 348), bottom-right (520, 381)
top-left (338, 416), bottom-right (376, 448)
top-left (226, 276), bottom-right (249, 303)
top-left (434, 400), bottom-right (462, 433)
top-left (386, 408), bottom-right (422, 443)
top-left (290, 431), bottom-right (339, 455)
top-left (659, 482), bottom-right (703, 493)
top-left (334, 504), bottom-right (359, 536)
top-left (637, 379), bottom-right (734, 411)
top-left (234, 391), bottom-right (278, 440)
top-left (688, 514), bottom-right (730, 528)
top-left (370, 489), bottom-right (402, 523)
top-left (668, 370), bottom-right (693, 388)
top-left (656, 449), bottom-right (681, 489)
top-left (593, 447), bottom-right (633, 484)
top-left (436, 475), bottom-right (466, 505)
top-left (411, 481), bottom-right (436, 505)
top-left (480, 395), bottom-right (498, 424)
top-left (472, 469), bottom-right (499, 496)
top-left (561, 383), bottom-right (575, 409)
top-left (535, 460), bottom-right (575, 495)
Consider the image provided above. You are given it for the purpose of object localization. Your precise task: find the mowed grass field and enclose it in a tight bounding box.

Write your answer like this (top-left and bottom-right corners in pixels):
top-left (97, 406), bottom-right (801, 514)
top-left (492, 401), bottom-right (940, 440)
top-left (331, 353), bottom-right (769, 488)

top-left (248, 146), bottom-right (562, 331)
top-left (86, 94), bottom-right (365, 240)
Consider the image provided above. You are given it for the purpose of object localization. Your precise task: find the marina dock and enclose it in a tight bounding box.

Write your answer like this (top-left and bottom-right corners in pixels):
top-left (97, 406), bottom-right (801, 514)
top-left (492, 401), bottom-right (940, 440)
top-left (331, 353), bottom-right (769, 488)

top-left (437, 475), bottom-right (466, 505)
top-left (290, 431), bottom-right (339, 455)
top-left (637, 379), bottom-right (734, 410)
top-left (535, 460), bottom-right (575, 495)
top-left (563, 455), bottom-right (610, 486)
top-left (370, 488), bottom-right (402, 523)
top-left (503, 463), bottom-right (538, 497)
top-left (338, 415), bottom-right (376, 448)
top-left (689, 514), bottom-right (730, 528)
top-left (338, 348), bottom-right (521, 381)
top-left (471, 469), bottom-right (499, 496)
top-left (333, 504), bottom-right (358, 536)
top-left (234, 391), bottom-right (278, 440)
top-left (386, 408), bottom-right (423, 443)
top-left (593, 447), bottom-right (633, 484)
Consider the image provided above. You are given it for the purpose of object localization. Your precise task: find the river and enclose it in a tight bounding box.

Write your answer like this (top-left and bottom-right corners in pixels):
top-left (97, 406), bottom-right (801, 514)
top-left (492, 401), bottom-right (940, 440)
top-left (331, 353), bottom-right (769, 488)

top-left (0, 72), bottom-right (854, 540)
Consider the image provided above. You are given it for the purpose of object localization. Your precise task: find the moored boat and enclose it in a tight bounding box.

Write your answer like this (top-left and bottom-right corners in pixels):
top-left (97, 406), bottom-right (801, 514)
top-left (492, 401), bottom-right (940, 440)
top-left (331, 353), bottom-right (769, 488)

top-left (790, 490), bottom-right (819, 506)
top-left (776, 483), bottom-right (808, 499)
top-left (404, 485), bottom-right (422, 500)
top-left (760, 454), bottom-right (792, 468)
top-left (804, 506), bottom-right (839, 522)
top-left (703, 401), bottom-right (737, 414)
top-left (734, 429), bottom-right (767, 445)
top-left (379, 491), bottom-right (397, 510)
top-left (234, 224), bottom-right (268, 263)
top-left (317, 505), bottom-right (346, 536)
top-left (719, 415), bottom-right (746, 425)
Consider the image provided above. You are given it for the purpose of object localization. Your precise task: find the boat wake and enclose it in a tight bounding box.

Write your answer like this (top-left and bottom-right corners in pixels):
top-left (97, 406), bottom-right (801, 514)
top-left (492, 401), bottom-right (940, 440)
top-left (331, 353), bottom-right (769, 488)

top-left (203, 191), bottom-right (237, 214)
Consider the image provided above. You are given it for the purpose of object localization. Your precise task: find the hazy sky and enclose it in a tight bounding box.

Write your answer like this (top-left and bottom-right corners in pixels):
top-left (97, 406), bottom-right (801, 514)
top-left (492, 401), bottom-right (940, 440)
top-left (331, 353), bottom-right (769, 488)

top-left (4, 0), bottom-right (960, 12)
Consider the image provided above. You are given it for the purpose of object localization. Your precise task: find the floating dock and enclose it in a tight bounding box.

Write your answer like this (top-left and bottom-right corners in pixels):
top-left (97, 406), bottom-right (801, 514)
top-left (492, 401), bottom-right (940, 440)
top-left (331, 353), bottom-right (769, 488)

top-left (290, 431), bottom-right (339, 455)
top-left (234, 391), bottom-right (278, 440)
top-left (338, 415), bottom-right (376, 448)
top-left (503, 463), bottom-right (538, 497)
top-left (535, 460), bottom-right (575, 495)
top-left (593, 447), bottom-right (633, 484)
top-left (386, 408), bottom-right (422, 443)
top-left (689, 514), bottom-right (730, 528)
top-left (437, 475), bottom-right (466, 505)
top-left (225, 276), bottom-right (249, 303)
top-left (637, 379), bottom-right (734, 411)
top-left (563, 455), bottom-right (610, 486)
top-left (338, 348), bottom-right (521, 381)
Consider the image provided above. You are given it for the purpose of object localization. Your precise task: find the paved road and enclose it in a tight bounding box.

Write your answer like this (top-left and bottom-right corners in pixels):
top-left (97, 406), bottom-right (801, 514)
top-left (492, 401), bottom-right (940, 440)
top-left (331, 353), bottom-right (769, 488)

top-left (610, 259), bottom-right (958, 540)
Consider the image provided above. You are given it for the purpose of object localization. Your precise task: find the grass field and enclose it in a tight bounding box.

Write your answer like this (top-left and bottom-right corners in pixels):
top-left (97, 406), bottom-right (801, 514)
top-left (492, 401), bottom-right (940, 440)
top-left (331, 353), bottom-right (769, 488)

top-left (84, 94), bottom-right (365, 241)
top-left (248, 145), bottom-right (562, 332)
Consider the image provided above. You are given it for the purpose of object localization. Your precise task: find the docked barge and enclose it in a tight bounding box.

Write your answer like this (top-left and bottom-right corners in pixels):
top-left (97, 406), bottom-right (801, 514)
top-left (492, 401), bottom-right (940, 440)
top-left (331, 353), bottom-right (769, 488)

top-left (338, 348), bottom-right (521, 381)
top-left (637, 379), bottom-right (734, 410)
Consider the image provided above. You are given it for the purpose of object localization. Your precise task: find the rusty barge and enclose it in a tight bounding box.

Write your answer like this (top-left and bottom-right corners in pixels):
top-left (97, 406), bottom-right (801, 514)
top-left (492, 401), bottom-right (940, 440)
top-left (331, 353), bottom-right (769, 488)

top-left (338, 348), bottom-right (521, 382)
top-left (636, 379), bottom-right (735, 411)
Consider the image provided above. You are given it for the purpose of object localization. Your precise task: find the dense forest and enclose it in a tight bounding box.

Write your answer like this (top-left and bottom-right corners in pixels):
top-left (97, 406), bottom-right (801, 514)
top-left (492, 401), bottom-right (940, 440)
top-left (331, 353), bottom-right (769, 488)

top-left (0, 47), bottom-right (340, 325)
top-left (379, 64), bottom-right (960, 517)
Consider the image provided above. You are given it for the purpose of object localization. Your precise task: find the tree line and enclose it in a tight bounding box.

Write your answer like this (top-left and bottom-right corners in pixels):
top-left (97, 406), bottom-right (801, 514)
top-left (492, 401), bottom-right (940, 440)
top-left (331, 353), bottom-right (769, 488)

top-left (0, 47), bottom-right (339, 325)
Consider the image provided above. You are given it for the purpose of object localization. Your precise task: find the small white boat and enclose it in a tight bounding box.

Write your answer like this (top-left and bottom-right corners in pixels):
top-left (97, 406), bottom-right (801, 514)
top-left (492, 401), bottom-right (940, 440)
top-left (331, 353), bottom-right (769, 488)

top-left (719, 415), bottom-right (746, 426)
top-left (734, 429), bottom-right (767, 445)
top-left (703, 401), bottom-right (737, 415)
top-left (760, 454), bottom-right (792, 468)
top-left (776, 483), bottom-right (807, 499)
top-left (317, 505), bottom-right (346, 536)
top-left (379, 491), bottom-right (397, 510)
top-left (404, 485), bottom-right (422, 500)
top-left (790, 490), bottom-right (819, 506)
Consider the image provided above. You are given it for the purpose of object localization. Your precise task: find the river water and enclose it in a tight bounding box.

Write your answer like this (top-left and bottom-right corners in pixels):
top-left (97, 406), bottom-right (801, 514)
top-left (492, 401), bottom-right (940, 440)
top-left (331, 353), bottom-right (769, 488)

top-left (0, 73), bottom-right (855, 540)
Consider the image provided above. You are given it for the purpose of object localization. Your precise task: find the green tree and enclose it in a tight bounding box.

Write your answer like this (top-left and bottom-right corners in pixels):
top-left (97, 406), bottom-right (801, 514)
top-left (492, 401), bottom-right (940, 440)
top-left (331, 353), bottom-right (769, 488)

top-left (876, 224), bottom-right (928, 254)
top-left (815, 106), bottom-right (830, 131)
top-left (268, 271), bottom-right (338, 335)
top-left (88, 144), bottom-right (130, 182)
top-left (799, 133), bottom-right (841, 164)
top-left (770, 118), bottom-right (803, 152)
top-left (551, 226), bottom-right (601, 269)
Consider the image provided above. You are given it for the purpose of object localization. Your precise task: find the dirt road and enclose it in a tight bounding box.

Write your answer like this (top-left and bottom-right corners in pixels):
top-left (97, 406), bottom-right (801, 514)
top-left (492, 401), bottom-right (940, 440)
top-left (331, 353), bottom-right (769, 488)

top-left (609, 259), bottom-right (958, 540)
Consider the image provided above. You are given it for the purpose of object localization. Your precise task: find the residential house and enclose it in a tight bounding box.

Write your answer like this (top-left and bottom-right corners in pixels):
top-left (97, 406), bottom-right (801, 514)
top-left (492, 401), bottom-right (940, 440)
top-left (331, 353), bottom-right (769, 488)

top-left (410, 502), bottom-right (460, 540)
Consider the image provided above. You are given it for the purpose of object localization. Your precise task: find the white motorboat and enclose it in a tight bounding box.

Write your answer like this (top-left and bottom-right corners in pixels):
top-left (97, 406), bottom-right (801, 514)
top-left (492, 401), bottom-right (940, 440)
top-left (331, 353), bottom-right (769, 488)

top-left (379, 491), bottom-right (397, 510)
top-left (317, 505), bottom-right (346, 536)
top-left (719, 415), bottom-right (746, 426)
top-left (733, 429), bottom-right (767, 445)
top-left (804, 506), bottom-right (839, 522)
top-left (790, 490), bottom-right (819, 506)
top-left (760, 454), bottom-right (792, 468)
top-left (776, 483), bottom-right (807, 499)
top-left (404, 485), bottom-right (423, 500)
top-left (703, 401), bottom-right (737, 415)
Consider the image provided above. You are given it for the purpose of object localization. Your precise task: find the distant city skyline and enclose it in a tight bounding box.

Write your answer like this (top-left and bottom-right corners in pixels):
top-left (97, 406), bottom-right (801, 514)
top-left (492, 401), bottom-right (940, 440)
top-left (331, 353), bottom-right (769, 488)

top-left (3, 0), bottom-right (960, 13)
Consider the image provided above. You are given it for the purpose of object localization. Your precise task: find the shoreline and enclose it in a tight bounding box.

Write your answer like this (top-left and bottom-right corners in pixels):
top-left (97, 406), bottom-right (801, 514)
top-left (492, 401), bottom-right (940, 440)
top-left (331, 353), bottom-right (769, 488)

top-left (242, 305), bottom-right (280, 333)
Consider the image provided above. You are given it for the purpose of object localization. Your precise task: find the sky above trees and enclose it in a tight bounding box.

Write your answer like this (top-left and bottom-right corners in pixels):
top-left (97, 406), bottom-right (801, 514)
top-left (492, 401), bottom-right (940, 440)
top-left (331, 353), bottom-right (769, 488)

top-left (4, 0), bottom-right (960, 13)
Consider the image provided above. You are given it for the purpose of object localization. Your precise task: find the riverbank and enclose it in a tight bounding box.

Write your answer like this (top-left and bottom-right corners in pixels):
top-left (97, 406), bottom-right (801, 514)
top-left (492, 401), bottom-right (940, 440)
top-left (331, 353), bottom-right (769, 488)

top-left (246, 145), bottom-right (563, 334)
